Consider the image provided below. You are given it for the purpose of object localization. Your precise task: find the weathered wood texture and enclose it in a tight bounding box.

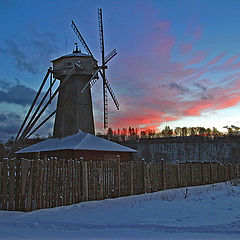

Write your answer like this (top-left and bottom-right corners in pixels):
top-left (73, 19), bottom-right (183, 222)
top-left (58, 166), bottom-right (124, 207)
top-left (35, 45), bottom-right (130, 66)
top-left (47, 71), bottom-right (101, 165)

top-left (0, 157), bottom-right (239, 212)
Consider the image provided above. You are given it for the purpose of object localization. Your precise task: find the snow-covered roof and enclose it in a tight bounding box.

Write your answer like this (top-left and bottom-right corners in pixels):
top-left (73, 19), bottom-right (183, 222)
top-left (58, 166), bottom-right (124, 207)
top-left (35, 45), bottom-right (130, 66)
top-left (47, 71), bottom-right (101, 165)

top-left (17, 130), bottom-right (136, 153)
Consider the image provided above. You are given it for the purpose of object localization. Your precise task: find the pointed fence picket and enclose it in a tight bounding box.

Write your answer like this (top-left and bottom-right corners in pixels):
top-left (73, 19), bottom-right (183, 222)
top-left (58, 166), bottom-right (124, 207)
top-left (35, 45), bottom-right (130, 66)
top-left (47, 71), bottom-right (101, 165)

top-left (0, 156), bottom-right (239, 212)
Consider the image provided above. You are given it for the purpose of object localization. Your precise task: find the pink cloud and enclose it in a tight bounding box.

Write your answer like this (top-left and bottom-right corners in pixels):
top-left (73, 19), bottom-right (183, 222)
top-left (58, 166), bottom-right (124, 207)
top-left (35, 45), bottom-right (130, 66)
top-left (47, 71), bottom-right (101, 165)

top-left (184, 101), bottom-right (213, 116)
top-left (215, 94), bottom-right (240, 110)
top-left (187, 50), bottom-right (207, 65)
top-left (224, 55), bottom-right (240, 66)
top-left (98, 6), bottom-right (240, 131)
top-left (204, 51), bottom-right (227, 67)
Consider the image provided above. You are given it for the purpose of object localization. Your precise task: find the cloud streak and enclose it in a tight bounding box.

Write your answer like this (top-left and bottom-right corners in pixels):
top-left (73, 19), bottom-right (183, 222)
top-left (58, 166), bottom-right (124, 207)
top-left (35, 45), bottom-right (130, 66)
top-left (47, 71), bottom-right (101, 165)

top-left (0, 79), bottom-right (56, 140)
top-left (2, 2), bottom-right (240, 136)
top-left (104, 6), bottom-right (240, 130)
top-left (0, 82), bottom-right (37, 106)
top-left (0, 30), bottom-right (59, 74)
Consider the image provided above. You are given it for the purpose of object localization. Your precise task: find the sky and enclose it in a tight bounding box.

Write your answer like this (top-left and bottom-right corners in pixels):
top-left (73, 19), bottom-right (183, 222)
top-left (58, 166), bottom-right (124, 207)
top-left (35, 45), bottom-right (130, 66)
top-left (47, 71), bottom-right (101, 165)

top-left (1, 0), bottom-right (240, 141)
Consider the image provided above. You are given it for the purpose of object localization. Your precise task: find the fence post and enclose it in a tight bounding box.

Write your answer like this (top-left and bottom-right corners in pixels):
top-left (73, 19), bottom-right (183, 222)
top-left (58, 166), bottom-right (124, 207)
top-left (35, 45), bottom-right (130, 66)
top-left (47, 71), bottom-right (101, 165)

top-left (66, 159), bottom-right (71, 205)
top-left (224, 164), bottom-right (227, 181)
top-left (81, 161), bottom-right (88, 201)
top-left (41, 158), bottom-right (47, 208)
top-left (176, 161), bottom-right (180, 188)
top-left (45, 158), bottom-right (50, 208)
top-left (146, 164), bottom-right (151, 193)
top-left (15, 157), bottom-right (21, 211)
top-left (233, 165), bottom-right (235, 180)
top-left (189, 162), bottom-right (193, 186)
top-left (130, 161), bottom-right (134, 195)
top-left (117, 156), bottom-right (121, 197)
top-left (228, 164), bottom-right (231, 181)
top-left (217, 162), bottom-right (220, 183)
top-left (100, 161), bottom-right (104, 200)
top-left (52, 158), bottom-right (57, 207)
top-left (20, 159), bottom-right (30, 211)
top-left (31, 158), bottom-right (38, 210)
top-left (106, 161), bottom-right (110, 198)
top-left (8, 158), bottom-right (16, 211)
top-left (201, 162), bottom-right (204, 185)
top-left (86, 161), bottom-right (89, 201)
top-left (141, 159), bottom-right (146, 193)
top-left (76, 159), bottom-right (81, 203)
top-left (161, 160), bottom-right (166, 190)
top-left (26, 161), bottom-right (34, 212)
top-left (1, 158), bottom-right (8, 210)
top-left (37, 159), bottom-right (43, 209)
top-left (209, 162), bottom-right (212, 184)
top-left (221, 164), bottom-right (224, 182)
top-left (49, 158), bottom-right (53, 207)
top-left (219, 163), bottom-right (221, 182)
top-left (0, 161), bottom-right (2, 210)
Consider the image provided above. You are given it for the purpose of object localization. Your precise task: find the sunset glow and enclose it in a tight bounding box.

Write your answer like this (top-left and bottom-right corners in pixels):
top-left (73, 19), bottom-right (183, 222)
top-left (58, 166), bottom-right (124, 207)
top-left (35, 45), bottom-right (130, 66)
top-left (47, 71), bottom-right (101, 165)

top-left (1, 0), bottom-right (240, 140)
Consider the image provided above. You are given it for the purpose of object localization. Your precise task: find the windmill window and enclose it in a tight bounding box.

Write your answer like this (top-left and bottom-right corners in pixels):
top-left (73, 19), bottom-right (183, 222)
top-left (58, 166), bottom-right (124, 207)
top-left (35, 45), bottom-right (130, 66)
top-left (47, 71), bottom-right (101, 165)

top-left (66, 62), bottom-right (72, 66)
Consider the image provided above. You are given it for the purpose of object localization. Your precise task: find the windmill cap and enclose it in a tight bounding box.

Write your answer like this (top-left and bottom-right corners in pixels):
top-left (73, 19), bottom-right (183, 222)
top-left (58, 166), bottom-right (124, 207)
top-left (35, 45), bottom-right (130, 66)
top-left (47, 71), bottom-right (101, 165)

top-left (51, 51), bottom-right (92, 62)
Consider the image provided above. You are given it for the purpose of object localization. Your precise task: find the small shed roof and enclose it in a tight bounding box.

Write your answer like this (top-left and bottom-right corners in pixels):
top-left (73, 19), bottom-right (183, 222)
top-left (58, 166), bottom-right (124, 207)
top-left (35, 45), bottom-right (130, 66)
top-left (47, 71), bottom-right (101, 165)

top-left (17, 130), bottom-right (136, 153)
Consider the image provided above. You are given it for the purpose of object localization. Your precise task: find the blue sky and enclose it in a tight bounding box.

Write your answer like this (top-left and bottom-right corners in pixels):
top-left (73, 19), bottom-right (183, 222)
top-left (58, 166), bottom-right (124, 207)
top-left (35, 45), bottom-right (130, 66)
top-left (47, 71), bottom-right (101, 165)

top-left (1, 0), bottom-right (240, 141)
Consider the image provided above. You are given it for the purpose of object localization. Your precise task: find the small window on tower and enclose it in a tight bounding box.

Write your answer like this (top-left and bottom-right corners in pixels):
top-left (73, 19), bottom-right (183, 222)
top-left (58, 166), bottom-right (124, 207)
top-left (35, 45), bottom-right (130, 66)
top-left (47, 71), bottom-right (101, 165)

top-left (67, 62), bottom-right (72, 66)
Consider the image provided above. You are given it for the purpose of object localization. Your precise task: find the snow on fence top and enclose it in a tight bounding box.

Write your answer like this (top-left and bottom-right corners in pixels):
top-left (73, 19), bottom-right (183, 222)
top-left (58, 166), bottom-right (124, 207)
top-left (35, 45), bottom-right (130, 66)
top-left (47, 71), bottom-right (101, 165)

top-left (17, 130), bottom-right (136, 153)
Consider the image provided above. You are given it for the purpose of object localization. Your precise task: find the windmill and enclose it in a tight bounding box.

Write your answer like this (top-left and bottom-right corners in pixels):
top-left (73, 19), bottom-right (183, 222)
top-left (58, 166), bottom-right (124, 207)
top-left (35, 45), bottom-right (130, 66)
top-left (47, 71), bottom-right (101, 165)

top-left (69, 8), bottom-right (119, 130)
top-left (8, 8), bottom-right (119, 157)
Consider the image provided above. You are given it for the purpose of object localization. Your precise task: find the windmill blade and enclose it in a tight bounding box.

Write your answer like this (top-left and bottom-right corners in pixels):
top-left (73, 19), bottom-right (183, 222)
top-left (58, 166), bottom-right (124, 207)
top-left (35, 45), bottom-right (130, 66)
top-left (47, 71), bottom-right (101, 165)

top-left (105, 49), bottom-right (117, 64)
top-left (90, 78), bottom-right (98, 88)
top-left (99, 71), bottom-right (119, 110)
top-left (81, 67), bottom-right (101, 94)
top-left (71, 20), bottom-right (94, 59)
top-left (97, 8), bottom-right (106, 75)
top-left (98, 8), bottom-right (109, 129)
top-left (98, 8), bottom-right (105, 55)
top-left (105, 79), bottom-right (119, 110)
top-left (104, 85), bottom-right (108, 128)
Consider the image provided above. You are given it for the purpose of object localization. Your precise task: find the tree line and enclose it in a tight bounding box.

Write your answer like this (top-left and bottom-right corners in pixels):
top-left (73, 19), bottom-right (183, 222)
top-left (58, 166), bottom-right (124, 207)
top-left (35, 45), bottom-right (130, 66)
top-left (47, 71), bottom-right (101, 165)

top-left (103, 126), bottom-right (238, 142)
top-left (0, 125), bottom-right (238, 157)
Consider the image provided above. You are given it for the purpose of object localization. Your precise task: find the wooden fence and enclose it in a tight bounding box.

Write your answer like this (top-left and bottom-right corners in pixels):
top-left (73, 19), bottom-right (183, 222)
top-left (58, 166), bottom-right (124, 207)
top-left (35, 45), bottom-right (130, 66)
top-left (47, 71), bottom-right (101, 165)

top-left (0, 157), bottom-right (239, 211)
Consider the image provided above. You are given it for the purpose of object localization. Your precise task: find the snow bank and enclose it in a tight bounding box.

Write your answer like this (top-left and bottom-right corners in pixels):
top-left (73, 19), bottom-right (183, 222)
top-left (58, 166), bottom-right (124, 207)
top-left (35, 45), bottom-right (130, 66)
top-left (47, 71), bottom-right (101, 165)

top-left (1, 181), bottom-right (240, 239)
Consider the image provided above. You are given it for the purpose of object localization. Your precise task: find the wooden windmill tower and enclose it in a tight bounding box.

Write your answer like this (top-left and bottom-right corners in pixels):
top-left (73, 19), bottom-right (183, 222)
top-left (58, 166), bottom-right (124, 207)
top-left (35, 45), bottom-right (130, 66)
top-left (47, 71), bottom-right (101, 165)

top-left (52, 46), bottom-right (97, 137)
top-left (9, 8), bottom-right (119, 156)
top-left (52, 9), bottom-right (119, 137)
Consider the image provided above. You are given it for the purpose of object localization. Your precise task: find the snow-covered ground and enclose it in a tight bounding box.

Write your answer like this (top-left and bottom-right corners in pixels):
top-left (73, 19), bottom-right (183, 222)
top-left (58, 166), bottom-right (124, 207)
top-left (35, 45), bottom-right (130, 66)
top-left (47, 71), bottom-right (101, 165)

top-left (1, 182), bottom-right (240, 240)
